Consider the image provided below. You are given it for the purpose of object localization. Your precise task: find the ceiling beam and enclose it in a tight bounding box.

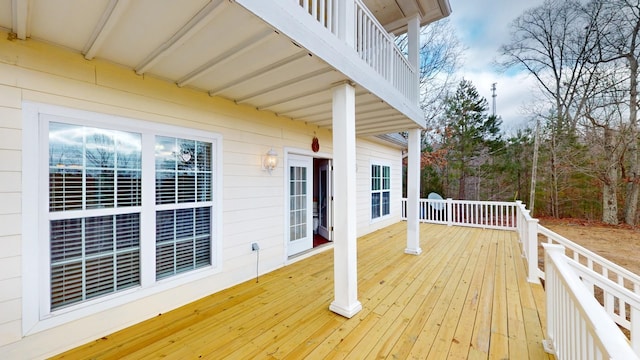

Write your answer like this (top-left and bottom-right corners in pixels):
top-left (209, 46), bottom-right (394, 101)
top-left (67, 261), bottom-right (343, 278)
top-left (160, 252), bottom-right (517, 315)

top-left (177, 29), bottom-right (274, 87)
top-left (356, 122), bottom-right (414, 136)
top-left (135, 0), bottom-right (226, 75)
top-left (11, 0), bottom-right (29, 40)
top-left (83, 0), bottom-right (132, 60)
top-left (276, 89), bottom-right (370, 116)
top-left (235, 67), bottom-right (334, 104)
top-left (208, 51), bottom-right (309, 96)
top-left (255, 86), bottom-right (333, 111)
top-left (279, 105), bottom-right (331, 120)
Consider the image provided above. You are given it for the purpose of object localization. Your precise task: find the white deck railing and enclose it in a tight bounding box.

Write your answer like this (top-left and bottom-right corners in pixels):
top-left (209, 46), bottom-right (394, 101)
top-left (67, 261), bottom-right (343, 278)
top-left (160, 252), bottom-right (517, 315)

top-left (544, 244), bottom-right (639, 360)
top-left (402, 197), bottom-right (640, 358)
top-left (295, 0), bottom-right (417, 103)
top-left (401, 198), bottom-right (518, 230)
top-left (535, 222), bottom-right (640, 353)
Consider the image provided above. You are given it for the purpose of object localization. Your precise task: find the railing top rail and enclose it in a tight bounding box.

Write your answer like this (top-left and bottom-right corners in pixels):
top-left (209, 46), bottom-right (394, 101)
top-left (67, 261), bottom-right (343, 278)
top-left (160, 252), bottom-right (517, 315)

top-left (567, 257), bottom-right (640, 308)
top-left (539, 225), bottom-right (640, 286)
top-left (416, 198), bottom-right (518, 207)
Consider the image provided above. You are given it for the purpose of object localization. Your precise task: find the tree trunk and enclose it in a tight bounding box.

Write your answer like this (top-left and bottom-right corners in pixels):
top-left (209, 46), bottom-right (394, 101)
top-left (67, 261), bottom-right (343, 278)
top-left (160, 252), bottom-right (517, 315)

top-left (602, 126), bottom-right (618, 224)
top-left (624, 57), bottom-right (639, 226)
top-left (550, 134), bottom-right (560, 218)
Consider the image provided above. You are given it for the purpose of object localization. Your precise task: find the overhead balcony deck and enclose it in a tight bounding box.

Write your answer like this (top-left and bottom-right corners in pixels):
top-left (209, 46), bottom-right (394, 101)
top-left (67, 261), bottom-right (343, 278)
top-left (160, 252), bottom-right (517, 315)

top-left (52, 222), bottom-right (551, 359)
top-left (0, 0), bottom-right (451, 136)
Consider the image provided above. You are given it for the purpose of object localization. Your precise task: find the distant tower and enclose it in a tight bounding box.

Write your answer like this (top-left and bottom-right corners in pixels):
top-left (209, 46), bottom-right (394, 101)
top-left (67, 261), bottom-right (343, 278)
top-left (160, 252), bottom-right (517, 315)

top-left (491, 83), bottom-right (497, 116)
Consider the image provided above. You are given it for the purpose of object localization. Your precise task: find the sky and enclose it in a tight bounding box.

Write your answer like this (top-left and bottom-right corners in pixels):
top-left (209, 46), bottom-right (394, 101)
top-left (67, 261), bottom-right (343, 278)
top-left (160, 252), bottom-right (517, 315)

top-left (447, 0), bottom-right (546, 133)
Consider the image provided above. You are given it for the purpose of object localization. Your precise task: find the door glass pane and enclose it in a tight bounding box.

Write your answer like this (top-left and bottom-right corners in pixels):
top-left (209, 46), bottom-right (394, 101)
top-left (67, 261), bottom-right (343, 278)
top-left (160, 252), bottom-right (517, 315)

top-left (289, 166), bottom-right (307, 242)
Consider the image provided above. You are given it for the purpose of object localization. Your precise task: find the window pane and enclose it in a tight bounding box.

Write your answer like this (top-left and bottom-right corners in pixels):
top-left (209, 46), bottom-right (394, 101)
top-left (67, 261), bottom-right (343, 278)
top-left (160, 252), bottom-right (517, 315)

top-left (195, 208), bottom-right (211, 236)
top-left (156, 136), bottom-right (212, 205)
top-left (176, 208), bottom-right (194, 239)
top-left (382, 191), bottom-right (390, 216)
top-left (117, 170), bottom-right (141, 206)
top-left (156, 210), bottom-right (175, 243)
top-left (371, 193), bottom-right (381, 219)
top-left (155, 243), bottom-right (175, 280)
top-left (382, 166), bottom-right (390, 190)
top-left (156, 171), bottom-right (176, 204)
top-left (197, 173), bottom-right (211, 202)
top-left (49, 123), bottom-right (141, 212)
top-left (195, 237), bottom-right (210, 267)
top-left (177, 139), bottom-right (195, 171)
top-left (86, 170), bottom-right (115, 209)
top-left (177, 172), bottom-right (196, 203)
top-left (175, 240), bottom-right (194, 273)
top-left (85, 255), bottom-right (115, 300)
top-left (197, 142), bottom-right (212, 172)
top-left (51, 262), bottom-right (83, 309)
top-left (50, 214), bottom-right (140, 310)
top-left (116, 132), bottom-right (142, 169)
top-left (85, 216), bottom-right (114, 256)
top-left (85, 128), bottom-right (115, 168)
top-left (116, 213), bottom-right (140, 250)
top-left (50, 169), bottom-right (83, 211)
top-left (117, 250), bottom-right (140, 290)
top-left (51, 218), bottom-right (82, 262)
top-left (155, 207), bottom-right (211, 280)
top-left (156, 136), bottom-right (177, 170)
top-left (49, 122), bottom-right (83, 168)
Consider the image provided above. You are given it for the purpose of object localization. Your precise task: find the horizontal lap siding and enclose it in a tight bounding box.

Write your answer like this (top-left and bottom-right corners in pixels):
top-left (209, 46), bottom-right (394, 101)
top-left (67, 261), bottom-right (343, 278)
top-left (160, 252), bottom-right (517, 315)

top-left (0, 80), bottom-right (23, 347)
top-left (356, 139), bottom-right (403, 236)
top-left (0, 30), bottom-right (404, 359)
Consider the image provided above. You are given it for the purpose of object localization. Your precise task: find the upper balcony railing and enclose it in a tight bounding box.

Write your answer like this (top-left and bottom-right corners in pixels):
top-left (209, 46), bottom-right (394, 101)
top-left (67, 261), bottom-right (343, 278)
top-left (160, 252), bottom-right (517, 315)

top-left (295, 0), bottom-right (418, 104)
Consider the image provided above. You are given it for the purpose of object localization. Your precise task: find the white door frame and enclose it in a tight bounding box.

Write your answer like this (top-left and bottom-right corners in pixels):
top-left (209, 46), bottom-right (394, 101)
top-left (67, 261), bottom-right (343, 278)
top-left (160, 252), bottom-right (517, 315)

top-left (283, 148), bottom-right (333, 260)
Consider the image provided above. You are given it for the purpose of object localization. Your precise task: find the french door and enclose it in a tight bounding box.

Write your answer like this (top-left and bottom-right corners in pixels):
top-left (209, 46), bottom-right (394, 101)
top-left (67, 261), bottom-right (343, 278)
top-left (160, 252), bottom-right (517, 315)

top-left (287, 154), bottom-right (313, 256)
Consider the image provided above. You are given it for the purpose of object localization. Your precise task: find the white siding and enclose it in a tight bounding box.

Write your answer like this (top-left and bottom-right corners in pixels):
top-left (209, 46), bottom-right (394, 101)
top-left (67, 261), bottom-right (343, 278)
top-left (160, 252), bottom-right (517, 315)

top-left (355, 139), bottom-right (404, 236)
top-left (0, 31), bottom-right (406, 358)
top-left (0, 79), bottom-right (23, 349)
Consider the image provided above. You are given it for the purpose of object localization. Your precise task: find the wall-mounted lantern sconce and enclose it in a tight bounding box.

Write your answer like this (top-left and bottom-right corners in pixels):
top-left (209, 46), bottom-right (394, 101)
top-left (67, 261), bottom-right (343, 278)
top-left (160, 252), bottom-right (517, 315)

top-left (262, 148), bottom-right (278, 174)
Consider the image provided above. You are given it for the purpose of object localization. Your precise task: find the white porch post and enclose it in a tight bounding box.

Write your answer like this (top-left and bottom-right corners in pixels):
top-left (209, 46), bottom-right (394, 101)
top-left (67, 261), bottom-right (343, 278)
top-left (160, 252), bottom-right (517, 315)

top-left (405, 128), bottom-right (422, 255)
top-left (407, 14), bottom-right (420, 105)
top-left (329, 81), bottom-right (362, 318)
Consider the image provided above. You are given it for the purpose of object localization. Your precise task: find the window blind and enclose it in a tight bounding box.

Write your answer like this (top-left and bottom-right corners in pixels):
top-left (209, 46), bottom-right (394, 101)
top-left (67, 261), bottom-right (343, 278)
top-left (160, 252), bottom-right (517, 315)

top-left (48, 123), bottom-right (141, 310)
top-left (154, 136), bottom-right (212, 280)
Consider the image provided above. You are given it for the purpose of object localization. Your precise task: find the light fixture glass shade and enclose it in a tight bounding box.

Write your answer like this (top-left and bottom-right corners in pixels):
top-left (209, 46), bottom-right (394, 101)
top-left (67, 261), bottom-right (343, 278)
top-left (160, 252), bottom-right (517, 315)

top-left (263, 148), bottom-right (278, 174)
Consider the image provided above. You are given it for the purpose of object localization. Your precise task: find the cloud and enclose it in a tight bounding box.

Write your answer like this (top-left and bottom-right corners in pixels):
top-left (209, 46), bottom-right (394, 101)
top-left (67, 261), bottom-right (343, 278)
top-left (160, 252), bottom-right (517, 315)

top-left (446, 0), bottom-right (547, 132)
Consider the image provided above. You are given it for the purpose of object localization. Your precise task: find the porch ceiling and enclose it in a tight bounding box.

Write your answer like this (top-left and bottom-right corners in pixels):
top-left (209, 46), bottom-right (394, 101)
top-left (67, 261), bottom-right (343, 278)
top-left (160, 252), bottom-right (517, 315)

top-left (0, 0), bottom-right (443, 137)
top-left (364, 0), bottom-right (452, 35)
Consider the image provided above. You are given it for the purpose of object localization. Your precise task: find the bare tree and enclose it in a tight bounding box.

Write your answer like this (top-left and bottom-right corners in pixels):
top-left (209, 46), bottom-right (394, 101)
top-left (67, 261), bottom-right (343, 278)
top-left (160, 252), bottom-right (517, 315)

top-left (397, 19), bottom-right (464, 123)
top-left (580, 65), bottom-right (628, 223)
top-left (588, 0), bottom-right (640, 225)
top-left (498, 0), bottom-right (599, 218)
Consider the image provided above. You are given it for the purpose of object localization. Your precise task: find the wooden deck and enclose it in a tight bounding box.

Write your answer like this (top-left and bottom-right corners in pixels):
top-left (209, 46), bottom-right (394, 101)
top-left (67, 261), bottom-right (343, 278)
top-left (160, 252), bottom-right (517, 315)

top-left (53, 223), bottom-right (552, 359)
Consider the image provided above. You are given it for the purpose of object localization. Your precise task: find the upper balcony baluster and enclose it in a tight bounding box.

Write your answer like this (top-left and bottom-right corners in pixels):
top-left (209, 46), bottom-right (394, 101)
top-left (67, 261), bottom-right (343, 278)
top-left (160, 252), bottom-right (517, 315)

top-left (295, 0), bottom-right (418, 104)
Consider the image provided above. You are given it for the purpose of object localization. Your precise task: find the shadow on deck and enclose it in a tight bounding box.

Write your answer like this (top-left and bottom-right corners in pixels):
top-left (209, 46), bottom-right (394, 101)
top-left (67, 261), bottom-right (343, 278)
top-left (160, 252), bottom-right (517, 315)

top-left (53, 222), bottom-right (552, 359)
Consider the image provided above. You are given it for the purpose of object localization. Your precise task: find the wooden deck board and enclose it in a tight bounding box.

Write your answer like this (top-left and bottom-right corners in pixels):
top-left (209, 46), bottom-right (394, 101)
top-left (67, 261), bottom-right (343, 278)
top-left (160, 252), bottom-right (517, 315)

top-left (52, 222), bottom-right (550, 360)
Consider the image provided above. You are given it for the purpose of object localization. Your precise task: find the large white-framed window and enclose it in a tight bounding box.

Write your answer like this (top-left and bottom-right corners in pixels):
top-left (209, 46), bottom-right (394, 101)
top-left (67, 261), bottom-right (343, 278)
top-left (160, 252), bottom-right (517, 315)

top-left (23, 103), bottom-right (221, 333)
top-left (370, 162), bottom-right (391, 220)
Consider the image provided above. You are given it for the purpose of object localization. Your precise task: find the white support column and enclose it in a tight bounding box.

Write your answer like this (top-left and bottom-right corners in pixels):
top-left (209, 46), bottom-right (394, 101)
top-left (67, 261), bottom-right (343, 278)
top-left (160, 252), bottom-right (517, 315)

top-left (407, 14), bottom-right (420, 105)
top-left (405, 128), bottom-right (422, 255)
top-left (329, 81), bottom-right (362, 318)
